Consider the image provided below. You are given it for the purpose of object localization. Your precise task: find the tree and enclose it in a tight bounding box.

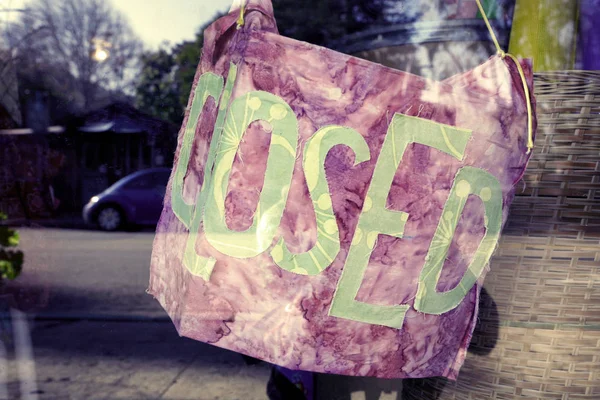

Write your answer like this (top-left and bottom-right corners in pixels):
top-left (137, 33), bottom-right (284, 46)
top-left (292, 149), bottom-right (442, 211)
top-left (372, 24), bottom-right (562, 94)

top-left (173, 32), bottom-right (205, 111)
top-left (4, 0), bottom-right (142, 113)
top-left (135, 14), bottom-right (218, 125)
top-left (135, 47), bottom-right (182, 125)
top-left (271, 0), bottom-right (399, 45)
top-left (135, 0), bottom-right (391, 125)
top-left (273, 0), bottom-right (355, 45)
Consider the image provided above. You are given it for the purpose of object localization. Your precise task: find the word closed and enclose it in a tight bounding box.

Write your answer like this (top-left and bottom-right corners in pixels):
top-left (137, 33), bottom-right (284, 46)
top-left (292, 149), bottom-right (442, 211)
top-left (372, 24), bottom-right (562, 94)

top-left (170, 63), bottom-right (503, 329)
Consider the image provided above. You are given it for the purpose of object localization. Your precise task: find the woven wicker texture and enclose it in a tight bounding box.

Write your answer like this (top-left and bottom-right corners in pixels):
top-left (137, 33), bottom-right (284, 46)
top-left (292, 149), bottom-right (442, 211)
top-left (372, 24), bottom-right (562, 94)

top-left (403, 71), bottom-right (600, 399)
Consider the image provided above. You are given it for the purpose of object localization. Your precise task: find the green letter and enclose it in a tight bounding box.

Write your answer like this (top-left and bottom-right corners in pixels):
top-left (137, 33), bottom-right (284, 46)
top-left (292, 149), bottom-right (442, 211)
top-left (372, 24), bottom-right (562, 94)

top-left (414, 166), bottom-right (502, 314)
top-left (329, 114), bottom-right (472, 329)
top-left (270, 126), bottom-right (370, 275)
top-left (203, 91), bottom-right (299, 258)
top-left (179, 64), bottom-right (237, 280)
top-left (171, 72), bottom-right (224, 227)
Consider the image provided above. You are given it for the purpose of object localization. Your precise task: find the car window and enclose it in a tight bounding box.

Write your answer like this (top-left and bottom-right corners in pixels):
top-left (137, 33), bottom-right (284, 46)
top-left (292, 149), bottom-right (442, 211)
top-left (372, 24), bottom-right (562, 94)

top-left (123, 173), bottom-right (154, 190)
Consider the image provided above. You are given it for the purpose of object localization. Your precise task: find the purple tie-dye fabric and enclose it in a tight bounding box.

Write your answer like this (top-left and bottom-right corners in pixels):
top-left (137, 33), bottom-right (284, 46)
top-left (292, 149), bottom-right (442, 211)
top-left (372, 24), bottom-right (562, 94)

top-left (149, 0), bottom-right (536, 380)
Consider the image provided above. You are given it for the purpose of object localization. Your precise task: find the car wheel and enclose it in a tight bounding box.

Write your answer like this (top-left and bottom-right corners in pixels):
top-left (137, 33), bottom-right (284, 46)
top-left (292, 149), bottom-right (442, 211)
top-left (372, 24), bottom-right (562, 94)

top-left (96, 206), bottom-right (123, 231)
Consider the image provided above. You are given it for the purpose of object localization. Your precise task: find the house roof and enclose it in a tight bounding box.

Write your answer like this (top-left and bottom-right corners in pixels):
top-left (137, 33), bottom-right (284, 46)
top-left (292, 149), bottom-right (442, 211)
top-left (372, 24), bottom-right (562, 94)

top-left (77, 102), bottom-right (178, 135)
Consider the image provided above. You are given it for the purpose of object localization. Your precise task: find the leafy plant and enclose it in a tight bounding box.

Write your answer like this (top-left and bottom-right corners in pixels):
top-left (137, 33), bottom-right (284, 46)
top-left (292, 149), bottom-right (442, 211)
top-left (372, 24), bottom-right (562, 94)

top-left (0, 213), bottom-right (24, 282)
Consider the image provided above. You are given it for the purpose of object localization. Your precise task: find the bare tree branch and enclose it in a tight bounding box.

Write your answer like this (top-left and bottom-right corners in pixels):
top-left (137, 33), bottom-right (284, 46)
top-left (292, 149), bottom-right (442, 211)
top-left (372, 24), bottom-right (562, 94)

top-left (3, 0), bottom-right (142, 112)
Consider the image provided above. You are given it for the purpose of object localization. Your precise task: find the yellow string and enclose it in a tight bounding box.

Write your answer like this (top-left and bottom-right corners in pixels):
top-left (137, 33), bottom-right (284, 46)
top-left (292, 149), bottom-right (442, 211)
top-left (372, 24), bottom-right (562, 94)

top-left (505, 53), bottom-right (534, 153)
top-left (475, 0), bottom-right (533, 154)
top-left (236, 1), bottom-right (245, 29)
top-left (475, 0), bottom-right (503, 56)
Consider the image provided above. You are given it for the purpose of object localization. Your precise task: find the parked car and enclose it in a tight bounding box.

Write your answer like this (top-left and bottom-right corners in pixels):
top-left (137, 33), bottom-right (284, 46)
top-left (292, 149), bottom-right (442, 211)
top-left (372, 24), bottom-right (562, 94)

top-left (83, 168), bottom-right (171, 231)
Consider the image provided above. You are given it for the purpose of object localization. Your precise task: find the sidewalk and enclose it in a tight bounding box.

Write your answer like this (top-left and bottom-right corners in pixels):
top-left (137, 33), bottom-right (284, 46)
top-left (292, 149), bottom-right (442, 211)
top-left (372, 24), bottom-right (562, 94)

top-left (0, 226), bottom-right (405, 399)
top-left (1, 316), bottom-right (403, 400)
top-left (3, 317), bottom-right (272, 400)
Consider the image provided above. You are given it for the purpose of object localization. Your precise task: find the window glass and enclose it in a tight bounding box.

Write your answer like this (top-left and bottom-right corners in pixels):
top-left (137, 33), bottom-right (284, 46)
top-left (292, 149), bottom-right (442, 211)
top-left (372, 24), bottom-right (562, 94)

top-left (0, 1), bottom-right (598, 399)
top-left (123, 173), bottom-right (154, 190)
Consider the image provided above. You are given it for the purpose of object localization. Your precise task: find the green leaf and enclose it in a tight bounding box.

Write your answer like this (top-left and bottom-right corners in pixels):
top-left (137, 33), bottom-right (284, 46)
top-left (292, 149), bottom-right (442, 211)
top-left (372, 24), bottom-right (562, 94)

top-left (8, 231), bottom-right (19, 247)
top-left (0, 260), bottom-right (16, 280)
top-left (0, 249), bottom-right (23, 280)
top-left (0, 226), bottom-right (18, 247)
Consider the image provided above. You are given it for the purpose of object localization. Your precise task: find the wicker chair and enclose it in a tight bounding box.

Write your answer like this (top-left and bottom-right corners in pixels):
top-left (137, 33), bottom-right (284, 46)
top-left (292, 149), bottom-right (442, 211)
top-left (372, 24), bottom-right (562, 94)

top-left (403, 71), bottom-right (600, 399)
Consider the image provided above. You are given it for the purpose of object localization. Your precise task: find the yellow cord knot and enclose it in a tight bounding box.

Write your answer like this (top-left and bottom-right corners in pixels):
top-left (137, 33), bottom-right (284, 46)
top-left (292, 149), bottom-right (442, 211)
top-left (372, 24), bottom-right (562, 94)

top-left (236, 2), bottom-right (245, 29)
top-left (475, 0), bottom-right (533, 155)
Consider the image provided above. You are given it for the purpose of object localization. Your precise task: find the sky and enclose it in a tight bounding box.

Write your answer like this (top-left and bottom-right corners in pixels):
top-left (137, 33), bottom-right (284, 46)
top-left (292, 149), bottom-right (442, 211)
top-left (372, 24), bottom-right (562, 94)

top-left (110, 0), bottom-right (234, 49)
top-left (1, 0), bottom-right (234, 49)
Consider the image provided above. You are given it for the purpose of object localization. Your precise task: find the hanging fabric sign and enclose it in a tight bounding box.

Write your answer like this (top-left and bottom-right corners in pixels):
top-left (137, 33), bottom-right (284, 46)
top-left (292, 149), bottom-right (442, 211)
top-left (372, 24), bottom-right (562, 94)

top-left (149, 0), bottom-right (536, 379)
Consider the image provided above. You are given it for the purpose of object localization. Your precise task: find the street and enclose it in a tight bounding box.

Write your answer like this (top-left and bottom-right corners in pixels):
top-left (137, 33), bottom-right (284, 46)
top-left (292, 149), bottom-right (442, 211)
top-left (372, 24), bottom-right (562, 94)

top-left (13, 228), bottom-right (162, 318)
top-left (0, 228), bottom-right (402, 400)
top-left (0, 228), bottom-right (273, 400)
